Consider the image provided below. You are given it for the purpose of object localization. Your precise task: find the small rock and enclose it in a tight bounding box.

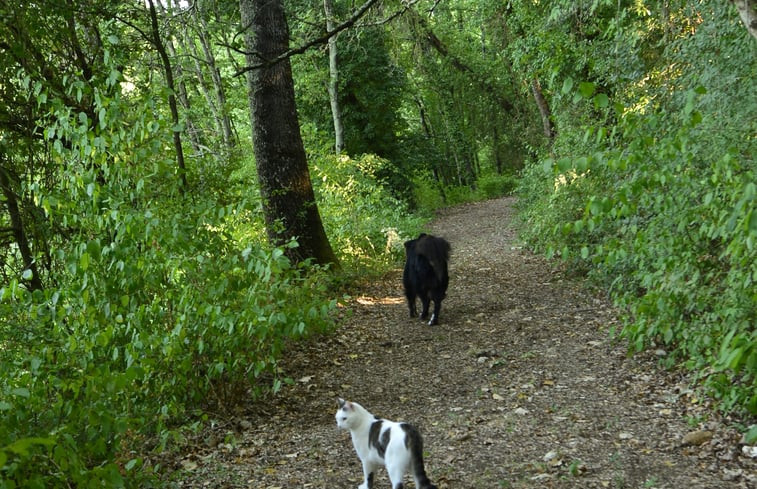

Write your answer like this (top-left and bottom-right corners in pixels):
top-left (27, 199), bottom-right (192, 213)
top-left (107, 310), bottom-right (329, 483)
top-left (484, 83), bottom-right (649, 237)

top-left (530, 473), bottom-right (552, 481)
top-left (742, 445), bottom-right (757, 458)
top-left (514, 407), bottom-right (529, 416)
top-left (239, 419), bottom-right (253, 430)
top-left (722, 468), bottom-right (742, 481)
top-left (543, 450), bottom-right (559, 462)
top-left (619, 432), bottom-right (634, 440)
top-left (682, 430), bottom-right (713, 446)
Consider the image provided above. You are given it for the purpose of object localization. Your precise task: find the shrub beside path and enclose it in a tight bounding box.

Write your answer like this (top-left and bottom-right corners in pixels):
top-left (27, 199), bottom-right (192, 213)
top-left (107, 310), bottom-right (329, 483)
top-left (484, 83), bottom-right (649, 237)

top-left (164, 196), bottom-right (756, 488)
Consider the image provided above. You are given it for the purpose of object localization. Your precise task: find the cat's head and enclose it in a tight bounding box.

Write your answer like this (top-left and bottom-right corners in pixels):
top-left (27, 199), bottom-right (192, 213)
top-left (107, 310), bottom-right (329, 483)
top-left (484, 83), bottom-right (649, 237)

top-left (335, 398), bottom-right (365, 430)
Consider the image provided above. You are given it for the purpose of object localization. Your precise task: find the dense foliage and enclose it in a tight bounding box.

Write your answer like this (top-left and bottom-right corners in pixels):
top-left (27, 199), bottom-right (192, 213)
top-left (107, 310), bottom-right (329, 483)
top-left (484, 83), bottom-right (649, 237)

top-left (515, 2), bottom-right (757, 415)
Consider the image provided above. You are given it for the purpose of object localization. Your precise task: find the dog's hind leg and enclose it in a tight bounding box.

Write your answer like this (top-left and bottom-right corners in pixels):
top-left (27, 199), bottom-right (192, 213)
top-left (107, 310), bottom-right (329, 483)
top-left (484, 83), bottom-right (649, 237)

top-left (427, 292), bottom-right (444, 325)
top-left (405, 290), bottom-right (418, 318)
top-left (419, 294), bottom-right (431, 321)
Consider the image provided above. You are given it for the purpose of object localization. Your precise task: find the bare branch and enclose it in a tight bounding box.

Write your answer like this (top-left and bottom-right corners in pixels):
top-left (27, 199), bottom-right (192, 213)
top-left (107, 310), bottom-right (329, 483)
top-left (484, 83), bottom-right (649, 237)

top-left (232, 0), bottom-right (381, 77)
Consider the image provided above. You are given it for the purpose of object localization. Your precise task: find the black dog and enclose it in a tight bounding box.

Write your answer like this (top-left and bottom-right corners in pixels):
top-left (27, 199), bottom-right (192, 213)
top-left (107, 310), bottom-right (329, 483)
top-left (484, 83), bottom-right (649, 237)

top-left (403, 233), bottom-right (451, 325)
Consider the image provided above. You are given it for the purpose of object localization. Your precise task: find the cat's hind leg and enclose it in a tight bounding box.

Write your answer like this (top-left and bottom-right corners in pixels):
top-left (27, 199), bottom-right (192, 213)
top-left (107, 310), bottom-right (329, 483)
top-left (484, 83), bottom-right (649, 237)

top-left (386, 459), bottom-right (408, 489)
top-left (359, 461), bottom-right (378, 489)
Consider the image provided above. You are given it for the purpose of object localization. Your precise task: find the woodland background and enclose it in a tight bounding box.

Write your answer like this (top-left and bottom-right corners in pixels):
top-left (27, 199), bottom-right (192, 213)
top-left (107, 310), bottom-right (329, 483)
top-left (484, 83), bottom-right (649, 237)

top-left (0, 0), bottom-right (755, 486)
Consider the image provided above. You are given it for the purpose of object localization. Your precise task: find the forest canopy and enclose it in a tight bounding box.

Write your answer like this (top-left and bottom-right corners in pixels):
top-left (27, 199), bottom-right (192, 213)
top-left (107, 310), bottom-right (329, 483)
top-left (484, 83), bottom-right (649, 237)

top-left (0, 0), bottom-right (755, 486)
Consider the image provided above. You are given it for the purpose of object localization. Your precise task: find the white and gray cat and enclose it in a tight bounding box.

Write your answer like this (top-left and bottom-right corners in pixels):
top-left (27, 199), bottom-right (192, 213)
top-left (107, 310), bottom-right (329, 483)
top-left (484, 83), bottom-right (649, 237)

top-left (336, 398), bottom-right (438, 489)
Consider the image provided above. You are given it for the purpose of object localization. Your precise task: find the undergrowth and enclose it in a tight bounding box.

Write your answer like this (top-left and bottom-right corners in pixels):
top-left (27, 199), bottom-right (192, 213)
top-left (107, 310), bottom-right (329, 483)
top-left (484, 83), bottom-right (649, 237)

top-left (516, 5), bottom-right (756, 416)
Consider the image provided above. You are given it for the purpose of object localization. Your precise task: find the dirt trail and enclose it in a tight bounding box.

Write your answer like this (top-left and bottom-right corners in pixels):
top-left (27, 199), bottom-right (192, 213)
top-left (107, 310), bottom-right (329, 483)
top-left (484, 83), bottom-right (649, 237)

top-left (167, 197), bottom-right (755, 489)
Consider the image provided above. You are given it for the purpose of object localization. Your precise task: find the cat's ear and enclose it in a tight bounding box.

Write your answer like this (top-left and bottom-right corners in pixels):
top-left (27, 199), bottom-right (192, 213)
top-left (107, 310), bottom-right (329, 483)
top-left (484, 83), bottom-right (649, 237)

top-left (337, 397), bottom-right (346, 409)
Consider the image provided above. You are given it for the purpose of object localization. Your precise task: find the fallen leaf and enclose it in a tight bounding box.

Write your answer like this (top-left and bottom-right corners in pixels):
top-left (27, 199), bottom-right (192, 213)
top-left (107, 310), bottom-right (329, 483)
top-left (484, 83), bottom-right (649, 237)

top-left (682, 430), bottom-right (713, 446)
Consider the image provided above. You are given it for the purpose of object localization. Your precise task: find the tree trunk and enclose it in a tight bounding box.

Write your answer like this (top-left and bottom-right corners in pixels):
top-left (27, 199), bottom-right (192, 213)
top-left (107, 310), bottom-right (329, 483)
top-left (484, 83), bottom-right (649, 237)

top-left (239, 0), bottom-right (339, 267)
top-left (731, 0), bottom-right (757, 40)
top-left (177, 21), bottom-right (221, 145)
top-left (492, 124), bottom-right (503, 174)
top-left (147, 0), bottom-right (188, 192)
top-left (324, 0), bottom-right (345, 154)
top-left (0, 166), bottom-right (43, 291)
top-left (193, 6), bottom-right (236, 149)
top-left (530, 78), bottom-right (555, 143)
top-left (159, 4), bottom-right (203, 154)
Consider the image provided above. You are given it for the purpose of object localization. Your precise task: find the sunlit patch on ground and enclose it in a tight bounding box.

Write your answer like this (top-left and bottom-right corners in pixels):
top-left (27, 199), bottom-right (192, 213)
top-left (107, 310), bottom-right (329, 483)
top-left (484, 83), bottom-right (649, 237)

top-left (356, 295), bottom-right (404, 306)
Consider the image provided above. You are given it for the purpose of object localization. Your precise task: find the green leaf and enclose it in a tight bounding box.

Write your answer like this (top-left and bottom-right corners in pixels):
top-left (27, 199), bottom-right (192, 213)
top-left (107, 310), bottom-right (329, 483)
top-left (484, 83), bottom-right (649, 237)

top-left (593, 93), bottom-right (609, 108)
top-left (6, 437), bottom-right (55, 456)
top-left (87, 240), bottom-right (102, 257)
top-left (80, 251), bottom-right (90, 271)
top-left (561, 78), bottom-right (574, 94)
top-left (579, 82), bottom-right (596, 98)
top-left (744, 425), bottom-right (757, 444)
top-left (11, 387), bottom-right (30, 398)
top-left (748, 209), bottom-right (757, 232)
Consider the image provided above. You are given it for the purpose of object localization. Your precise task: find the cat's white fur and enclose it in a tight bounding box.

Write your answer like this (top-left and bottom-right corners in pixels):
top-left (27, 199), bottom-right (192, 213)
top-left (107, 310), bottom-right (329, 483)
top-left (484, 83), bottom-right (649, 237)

top-left (335, 398), bottom-right (437, 489)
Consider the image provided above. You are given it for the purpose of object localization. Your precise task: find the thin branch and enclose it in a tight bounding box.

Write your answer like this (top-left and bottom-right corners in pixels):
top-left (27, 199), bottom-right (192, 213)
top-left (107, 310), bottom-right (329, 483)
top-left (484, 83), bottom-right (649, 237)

top-left (232, 0), bottom-right (381, 77)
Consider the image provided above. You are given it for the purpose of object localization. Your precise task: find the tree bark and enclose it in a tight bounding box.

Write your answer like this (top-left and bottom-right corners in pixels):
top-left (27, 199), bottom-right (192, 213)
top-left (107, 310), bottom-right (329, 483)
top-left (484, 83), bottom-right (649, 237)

top-left (147, 0), bottom-right (188, 192)
top-left (193, 5), bottom-right (236, 149)
top-left (731, 0), bottom-right (757, 40)
top-left (324, 0), bottom-right (345, 154)
top-left (239, 0), bottom-right (339, 267)
top-left (0, 166), bottom-right (43, 291)
top-left (159, 4), bottom-right (203, 154)
top-left (530, 78), bottom-right (555, 143)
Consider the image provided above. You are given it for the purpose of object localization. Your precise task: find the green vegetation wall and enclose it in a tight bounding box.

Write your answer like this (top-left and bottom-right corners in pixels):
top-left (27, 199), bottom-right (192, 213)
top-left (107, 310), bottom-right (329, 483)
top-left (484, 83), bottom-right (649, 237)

top-left (515, 2), bottom-right (757, 414)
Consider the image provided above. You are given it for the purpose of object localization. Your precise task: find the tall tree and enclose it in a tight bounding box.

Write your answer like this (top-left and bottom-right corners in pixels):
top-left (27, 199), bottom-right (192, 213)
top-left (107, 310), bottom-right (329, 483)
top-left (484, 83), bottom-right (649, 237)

top-left (147, 0), bottom-right (188, 191)
top-left (239, 0), bottom-right (338, 266)
top-left (323, 0), bottom-right (344, 153)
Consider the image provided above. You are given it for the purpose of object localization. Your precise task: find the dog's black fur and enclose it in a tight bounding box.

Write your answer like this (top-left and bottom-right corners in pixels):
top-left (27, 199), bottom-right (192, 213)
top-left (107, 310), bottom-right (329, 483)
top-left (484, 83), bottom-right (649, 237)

top-left (403, 233), bottom-right (451, 325)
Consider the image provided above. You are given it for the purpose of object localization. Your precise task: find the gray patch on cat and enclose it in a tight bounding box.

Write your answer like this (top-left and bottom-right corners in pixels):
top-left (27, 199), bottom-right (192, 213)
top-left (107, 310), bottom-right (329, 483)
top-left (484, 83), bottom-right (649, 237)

top-left (368, 419), bottom-right (390, 458)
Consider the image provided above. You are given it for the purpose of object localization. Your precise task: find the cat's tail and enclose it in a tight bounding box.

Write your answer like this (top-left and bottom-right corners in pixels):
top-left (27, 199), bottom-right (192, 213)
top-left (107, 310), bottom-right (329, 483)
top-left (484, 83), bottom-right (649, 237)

top-left (403, 423), bottom-right (438, 489)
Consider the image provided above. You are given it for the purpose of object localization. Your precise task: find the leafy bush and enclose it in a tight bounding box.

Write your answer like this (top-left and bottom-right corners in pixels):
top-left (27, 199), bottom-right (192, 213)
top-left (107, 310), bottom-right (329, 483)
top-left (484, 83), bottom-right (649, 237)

top-left (0, 71), bottom-right (337, 487)
top-left (312, 152), bottom-right (424, 273)
top-left (516, 3), bottom-right (757, 415)
top-left (0, 191), bottom-right (337, 487)
top-left (518, 89), bottom-right (756, 415)
top-left (414, 170), bottom-right (518, 214)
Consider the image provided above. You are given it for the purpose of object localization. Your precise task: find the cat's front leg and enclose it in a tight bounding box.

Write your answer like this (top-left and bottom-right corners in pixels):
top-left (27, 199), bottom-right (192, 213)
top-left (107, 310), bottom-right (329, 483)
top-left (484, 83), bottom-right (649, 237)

top-left (359, 461), bottom-right (378, 489)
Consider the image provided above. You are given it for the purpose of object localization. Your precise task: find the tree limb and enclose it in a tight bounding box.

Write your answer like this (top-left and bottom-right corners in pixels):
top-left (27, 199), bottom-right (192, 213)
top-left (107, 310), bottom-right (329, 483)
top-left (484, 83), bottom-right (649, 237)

top-left (410, 9), bottom-right (514, 113)
top-left (232, 0), bottom-right (381, 77)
